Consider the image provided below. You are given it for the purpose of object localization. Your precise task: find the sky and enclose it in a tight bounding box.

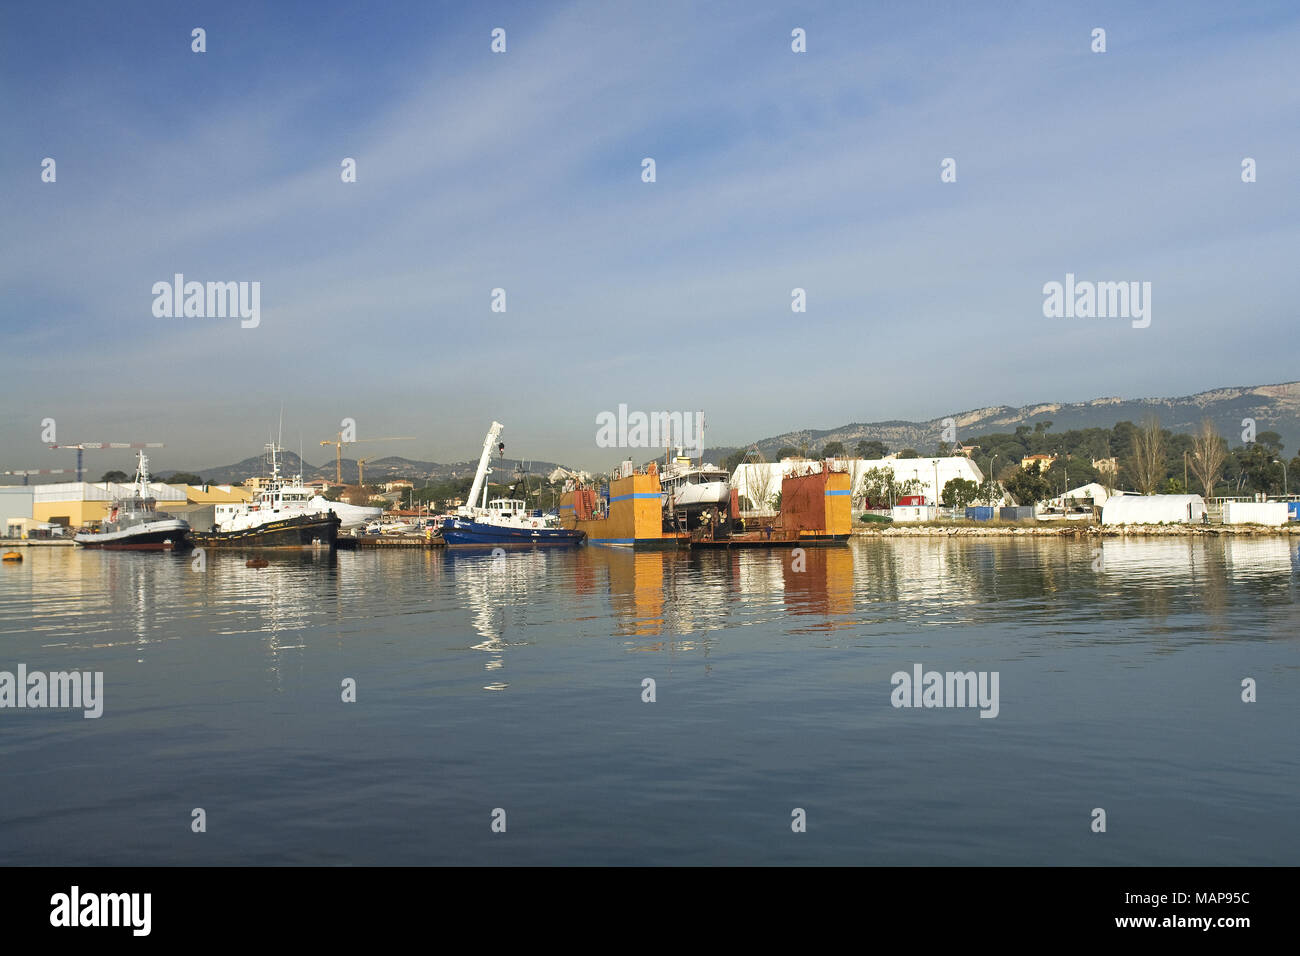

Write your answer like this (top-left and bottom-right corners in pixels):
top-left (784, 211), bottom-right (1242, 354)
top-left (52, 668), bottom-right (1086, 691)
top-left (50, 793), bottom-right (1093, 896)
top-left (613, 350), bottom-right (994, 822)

top-left (2, 0), bottom-right (1298, 476)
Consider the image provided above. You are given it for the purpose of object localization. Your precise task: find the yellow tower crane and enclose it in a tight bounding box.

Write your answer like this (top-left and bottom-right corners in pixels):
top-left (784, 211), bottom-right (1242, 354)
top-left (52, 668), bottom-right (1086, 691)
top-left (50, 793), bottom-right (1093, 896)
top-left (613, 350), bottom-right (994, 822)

top-left (357, 455), bottom-right (393, 488)
top-left (319, 436), bottom-right (415, 485)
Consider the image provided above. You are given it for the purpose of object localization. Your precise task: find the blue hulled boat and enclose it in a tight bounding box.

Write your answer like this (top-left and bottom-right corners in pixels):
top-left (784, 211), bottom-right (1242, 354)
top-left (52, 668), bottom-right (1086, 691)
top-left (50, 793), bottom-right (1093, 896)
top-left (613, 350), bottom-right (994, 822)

top-left (442, 422), bottom-right (585, 547)
top-left (442, 502), bottom-right (585, 545)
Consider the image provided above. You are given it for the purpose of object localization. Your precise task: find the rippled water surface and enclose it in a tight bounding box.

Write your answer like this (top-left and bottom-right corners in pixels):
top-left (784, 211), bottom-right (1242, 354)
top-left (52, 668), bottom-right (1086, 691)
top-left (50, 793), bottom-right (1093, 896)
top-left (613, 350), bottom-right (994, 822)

top-left (1, 537), bottom-right (1296, 865)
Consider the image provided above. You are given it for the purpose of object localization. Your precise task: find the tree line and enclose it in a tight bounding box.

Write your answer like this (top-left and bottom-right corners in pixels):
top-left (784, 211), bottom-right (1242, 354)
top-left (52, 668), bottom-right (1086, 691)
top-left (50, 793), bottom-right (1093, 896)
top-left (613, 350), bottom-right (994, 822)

top-left (955, 417), bottom-right (1293, 502)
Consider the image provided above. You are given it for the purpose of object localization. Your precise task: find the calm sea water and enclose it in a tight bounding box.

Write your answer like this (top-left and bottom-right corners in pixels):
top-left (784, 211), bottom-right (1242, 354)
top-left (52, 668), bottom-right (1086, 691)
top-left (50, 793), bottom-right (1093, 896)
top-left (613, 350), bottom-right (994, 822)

top-left (1, 537), bottom-right (1296, 866)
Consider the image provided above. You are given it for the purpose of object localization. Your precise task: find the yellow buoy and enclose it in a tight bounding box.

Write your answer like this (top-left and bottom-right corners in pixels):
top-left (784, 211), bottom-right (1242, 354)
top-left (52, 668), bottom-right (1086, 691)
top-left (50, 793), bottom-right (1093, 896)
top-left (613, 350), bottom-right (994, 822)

top-left (3, 551), bottom-right (22, 562)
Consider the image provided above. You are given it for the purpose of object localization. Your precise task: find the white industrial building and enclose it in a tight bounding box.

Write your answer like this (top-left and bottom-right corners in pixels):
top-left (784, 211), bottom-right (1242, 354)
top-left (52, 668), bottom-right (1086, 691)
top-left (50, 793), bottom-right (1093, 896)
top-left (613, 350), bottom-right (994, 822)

top-left (731, 456), bottom-right (986, 513)
top-left (891, 504), bottom-right (939, 522)
top-left (1101, 494), bottom-right (1207, 525)
top-left (33, 481), bottom-right (187, 505)
top-left (0, 487), bottom-right (35, 538)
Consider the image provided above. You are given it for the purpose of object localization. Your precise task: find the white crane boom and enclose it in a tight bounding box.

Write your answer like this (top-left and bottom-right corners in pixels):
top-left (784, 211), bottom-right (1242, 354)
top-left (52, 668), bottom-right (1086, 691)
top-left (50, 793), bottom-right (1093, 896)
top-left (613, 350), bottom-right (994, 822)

top-left (463, 422), bottom-right (504, 515)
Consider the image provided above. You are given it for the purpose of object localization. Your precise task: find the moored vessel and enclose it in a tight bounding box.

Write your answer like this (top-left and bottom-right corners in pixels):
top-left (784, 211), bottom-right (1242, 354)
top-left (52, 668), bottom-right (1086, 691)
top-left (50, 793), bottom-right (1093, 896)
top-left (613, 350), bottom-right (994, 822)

top-left (192, 443), bottom-right (341, 550)
top-left (441, 422), bottom-right (585, 547)
top-left (74, 452), bottom-right (191, 551)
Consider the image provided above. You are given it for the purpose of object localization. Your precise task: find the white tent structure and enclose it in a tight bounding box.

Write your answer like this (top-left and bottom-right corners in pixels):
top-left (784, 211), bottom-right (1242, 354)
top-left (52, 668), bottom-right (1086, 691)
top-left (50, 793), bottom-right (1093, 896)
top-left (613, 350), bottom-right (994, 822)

top-left (1040, 482), bottom-right (1126, 516)
top-left (1046, 482), bottom-right (1122, 508)
top-left (1101, 494), bottom-right (1207, 525)
top-left (33, 481), bottom-right (186, 505)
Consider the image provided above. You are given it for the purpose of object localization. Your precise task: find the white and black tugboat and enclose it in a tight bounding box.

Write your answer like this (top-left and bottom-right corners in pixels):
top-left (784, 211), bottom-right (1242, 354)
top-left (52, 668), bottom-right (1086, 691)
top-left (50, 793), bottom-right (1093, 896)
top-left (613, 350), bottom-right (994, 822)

top-left (192, 443), bottom-right (341, 550)
top-left (74, 451), bottom-right (191, 551)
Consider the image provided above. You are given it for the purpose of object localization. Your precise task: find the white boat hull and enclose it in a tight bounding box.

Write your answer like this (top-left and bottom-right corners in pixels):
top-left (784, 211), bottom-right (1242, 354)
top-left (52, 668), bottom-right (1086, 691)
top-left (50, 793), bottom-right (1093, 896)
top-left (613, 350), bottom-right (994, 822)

top-left (670, 481), bottom-right (730, 509)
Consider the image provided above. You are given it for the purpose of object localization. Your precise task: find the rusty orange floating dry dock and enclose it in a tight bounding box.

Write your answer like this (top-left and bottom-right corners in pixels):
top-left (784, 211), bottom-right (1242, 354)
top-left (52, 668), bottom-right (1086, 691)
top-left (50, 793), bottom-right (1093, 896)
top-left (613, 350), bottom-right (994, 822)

top-left (560, 460), bottom-right (852, 549)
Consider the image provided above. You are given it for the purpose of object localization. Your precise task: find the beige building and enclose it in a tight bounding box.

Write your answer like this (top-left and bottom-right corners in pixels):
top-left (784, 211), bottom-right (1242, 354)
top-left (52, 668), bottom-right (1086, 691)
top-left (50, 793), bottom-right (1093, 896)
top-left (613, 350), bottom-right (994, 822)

top-left (1020, 454), bottom-right (1058, 471)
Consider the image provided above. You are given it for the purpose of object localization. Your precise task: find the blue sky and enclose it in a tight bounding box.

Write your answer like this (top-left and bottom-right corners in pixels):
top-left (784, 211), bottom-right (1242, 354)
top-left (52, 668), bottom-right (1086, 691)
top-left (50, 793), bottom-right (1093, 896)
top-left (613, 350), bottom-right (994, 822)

top-left (2, 0), bottom-right (1298, 474)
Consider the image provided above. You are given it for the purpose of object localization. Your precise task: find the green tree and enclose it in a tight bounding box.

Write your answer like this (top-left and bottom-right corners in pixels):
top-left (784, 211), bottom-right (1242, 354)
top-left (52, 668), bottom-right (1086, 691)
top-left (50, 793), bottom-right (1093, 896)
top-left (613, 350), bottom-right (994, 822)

top-left (941, 477), bottom-right (980, 509)
top-left (99, 470), bottom-right (128, 482)
top-left (859, 467), bottom-right (900, 507)
top-left (775, 446), bottom-right (799, 460)
top-left (1003, 462), bottom-right (1051, 506)
top-left (976, 478), bottom-right (1004, 507)
top-left (896, 448), bottom-right (919, 459)
top-left (822, 440), bottom-right (846, 459)
top-left (167, 472), bottom-right (203, 485)
top-left (1256, 430), bottom-right (1284, 455)
top-left (856, 440), bottom-right (887, 459)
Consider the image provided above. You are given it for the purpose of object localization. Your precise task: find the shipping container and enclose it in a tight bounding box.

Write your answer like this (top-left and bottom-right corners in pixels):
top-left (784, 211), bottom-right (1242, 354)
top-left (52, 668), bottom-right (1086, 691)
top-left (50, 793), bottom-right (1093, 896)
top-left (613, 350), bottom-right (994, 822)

top-left (998, 506), bottom-right (1035, 522)
top-left (964, 506), bottom-right (994, 521)
top-left (1222, 501), bottom-right (1289, 526)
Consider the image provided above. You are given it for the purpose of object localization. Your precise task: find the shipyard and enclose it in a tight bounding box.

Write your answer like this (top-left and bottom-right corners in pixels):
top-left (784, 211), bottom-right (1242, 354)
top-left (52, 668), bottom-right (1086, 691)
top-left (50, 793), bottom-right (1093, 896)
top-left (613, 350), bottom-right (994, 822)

top-left (3, 0), bottom-right (1297, 919)
top-left (5, 407), bottom-right (1297, 553)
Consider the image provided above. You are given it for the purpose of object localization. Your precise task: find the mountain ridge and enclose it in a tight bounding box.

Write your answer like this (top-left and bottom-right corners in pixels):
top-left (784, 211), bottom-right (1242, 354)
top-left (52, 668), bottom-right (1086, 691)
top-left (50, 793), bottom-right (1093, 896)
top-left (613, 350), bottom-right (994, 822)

top-left (129, 381), bottom-right (1300, 484)
top-left (743, 381), bottom-right (1300, 460)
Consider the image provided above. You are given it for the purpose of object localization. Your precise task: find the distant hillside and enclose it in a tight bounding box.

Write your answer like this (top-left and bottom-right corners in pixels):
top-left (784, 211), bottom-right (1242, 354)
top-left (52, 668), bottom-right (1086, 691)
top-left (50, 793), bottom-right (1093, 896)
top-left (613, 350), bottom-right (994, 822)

top-left (747, 382), bottom-right (1300, 459)
top-left (182, 452), bottom-right (564, 486)
top-left (68, 381), bottom-right (1300, 487)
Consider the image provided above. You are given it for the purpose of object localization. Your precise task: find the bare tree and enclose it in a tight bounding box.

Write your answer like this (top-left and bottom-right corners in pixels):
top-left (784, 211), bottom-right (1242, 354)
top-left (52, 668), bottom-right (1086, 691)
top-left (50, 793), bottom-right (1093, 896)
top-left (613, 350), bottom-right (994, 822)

top-left (1128, 415), bottom-right (1167, 495)
top-left (737, 447), bottom-right (775, 513)
top-left (1188, 417), bottom-right (1227, 500)
top-left (746, 463), bottom-right (775, 513)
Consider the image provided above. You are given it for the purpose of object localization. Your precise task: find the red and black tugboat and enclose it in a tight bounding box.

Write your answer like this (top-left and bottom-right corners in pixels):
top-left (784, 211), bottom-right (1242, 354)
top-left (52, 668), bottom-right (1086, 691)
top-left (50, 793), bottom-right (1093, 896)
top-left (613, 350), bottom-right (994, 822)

top-left (74, 451), bottom-right (191, 551)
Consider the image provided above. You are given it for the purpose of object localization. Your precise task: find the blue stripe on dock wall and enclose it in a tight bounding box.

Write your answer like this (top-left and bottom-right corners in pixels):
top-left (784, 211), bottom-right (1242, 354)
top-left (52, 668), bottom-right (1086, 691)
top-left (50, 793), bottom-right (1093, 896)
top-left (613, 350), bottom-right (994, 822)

top-left (824, 490), bottom-right (850, 496)
top-left (609, 493), bottom-right (662, 503)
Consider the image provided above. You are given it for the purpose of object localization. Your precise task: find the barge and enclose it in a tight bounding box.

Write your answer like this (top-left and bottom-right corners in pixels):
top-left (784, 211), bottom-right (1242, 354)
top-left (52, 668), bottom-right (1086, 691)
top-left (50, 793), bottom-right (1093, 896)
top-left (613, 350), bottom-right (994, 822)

top-left (559, 456), bottom-right (852, 549)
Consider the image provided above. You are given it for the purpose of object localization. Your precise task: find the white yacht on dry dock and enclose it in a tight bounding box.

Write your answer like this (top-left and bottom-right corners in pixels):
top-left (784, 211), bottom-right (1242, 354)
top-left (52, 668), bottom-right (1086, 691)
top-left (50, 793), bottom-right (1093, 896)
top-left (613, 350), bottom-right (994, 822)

top-left (658, 451), bottom-right (733, 533)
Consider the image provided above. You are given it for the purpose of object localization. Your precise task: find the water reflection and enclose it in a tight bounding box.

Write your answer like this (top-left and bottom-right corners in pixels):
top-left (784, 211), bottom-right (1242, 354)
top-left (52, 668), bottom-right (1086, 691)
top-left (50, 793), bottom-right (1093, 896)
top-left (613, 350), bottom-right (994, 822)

top-left (444, 548), bottom-right (556, 690)
top-left (591, 544), bottom-right (858, 642)
top-left (1, 537), bottom-right (1294, 685)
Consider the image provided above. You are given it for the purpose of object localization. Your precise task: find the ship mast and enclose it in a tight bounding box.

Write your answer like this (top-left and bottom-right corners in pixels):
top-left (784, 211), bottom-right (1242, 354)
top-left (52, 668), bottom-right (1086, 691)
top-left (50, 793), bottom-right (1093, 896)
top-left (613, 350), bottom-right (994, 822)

top-left (134, 449), bottom-right (151, 499)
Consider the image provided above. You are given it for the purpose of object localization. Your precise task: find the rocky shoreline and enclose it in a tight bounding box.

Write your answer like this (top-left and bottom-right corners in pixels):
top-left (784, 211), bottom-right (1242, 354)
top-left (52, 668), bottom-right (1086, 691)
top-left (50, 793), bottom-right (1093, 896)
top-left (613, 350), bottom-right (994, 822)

top-left (853, 523), bottom-right (1300, 538)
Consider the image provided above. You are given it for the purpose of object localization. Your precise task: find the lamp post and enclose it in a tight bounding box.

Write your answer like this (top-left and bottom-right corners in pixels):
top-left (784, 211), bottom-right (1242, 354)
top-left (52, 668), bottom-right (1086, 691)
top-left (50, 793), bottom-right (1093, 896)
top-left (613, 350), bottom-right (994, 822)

top-left (1275, 459), bottom-right (1288, 497)
top-left (987, 454), bottom-right (998, 506)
